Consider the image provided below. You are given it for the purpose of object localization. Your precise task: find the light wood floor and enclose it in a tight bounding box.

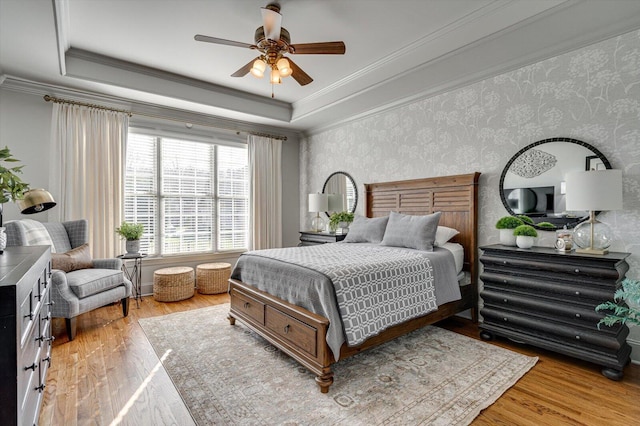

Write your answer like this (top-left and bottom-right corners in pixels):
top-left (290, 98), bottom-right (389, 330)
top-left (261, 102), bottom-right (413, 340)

top-left (39, 293), bottom-right (639, 425)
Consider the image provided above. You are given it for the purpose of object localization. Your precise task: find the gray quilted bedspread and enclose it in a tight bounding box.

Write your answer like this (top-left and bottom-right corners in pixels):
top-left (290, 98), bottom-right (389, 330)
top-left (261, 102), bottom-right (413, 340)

top-left (233, 243), bottom-right (458, 358)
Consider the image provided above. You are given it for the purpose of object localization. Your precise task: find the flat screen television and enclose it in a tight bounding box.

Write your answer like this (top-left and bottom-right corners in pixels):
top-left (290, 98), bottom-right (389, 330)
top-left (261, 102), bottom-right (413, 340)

top-left (503, 186), bottom-right (555, 216)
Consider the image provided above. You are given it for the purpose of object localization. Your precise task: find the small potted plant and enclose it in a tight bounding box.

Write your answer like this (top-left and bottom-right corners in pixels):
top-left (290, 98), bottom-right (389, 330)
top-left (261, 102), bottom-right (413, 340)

top-left (596, 278), bottom-right (640, 328)
top-left (513, 224), bottom-right (538, 249)
top-left (329, 211), bottom-right (354, 234)
top-left (116, 221), bottom-right (144, 254)
top-left (0, 146), bottom-right (30, 253)
top-left (517, 215), bottom-right (534, 225)
top-left (536, 221), bottom-right (556, 230)
top-left (495, 216), bottom-right (524, 246)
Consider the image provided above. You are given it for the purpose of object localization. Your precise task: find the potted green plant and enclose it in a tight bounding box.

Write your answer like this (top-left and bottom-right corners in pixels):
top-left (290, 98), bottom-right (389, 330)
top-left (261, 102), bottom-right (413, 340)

top-left (495, 216), bottom-right (524, 246)
top-left (329, 211), bottom-right (354, 234)
top-left (536, 221), bottom-right (556, 230)
top-left (116, 221), bottom-right (144, 254)
top-left (0, 147), bottom-right (30, 253)
top-left (596, 278), bottom-right (640, 328)
top-left (517, 215), bottom-right (534, 225)
top-left (513, 224), bottom-right (538, 249)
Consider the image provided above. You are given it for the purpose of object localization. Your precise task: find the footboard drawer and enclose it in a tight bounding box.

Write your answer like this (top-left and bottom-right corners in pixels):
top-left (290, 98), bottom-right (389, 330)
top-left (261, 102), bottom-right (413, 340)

top-left (265, 306), bottom-right (317, 357)
top-left (230, 289), bottom-right (265, 325)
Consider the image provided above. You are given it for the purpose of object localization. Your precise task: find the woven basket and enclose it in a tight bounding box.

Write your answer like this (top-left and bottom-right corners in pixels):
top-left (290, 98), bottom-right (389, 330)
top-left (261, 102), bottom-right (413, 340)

top-left (196, 262), bottom-right (232, 294)
top-left (153, 266), bottom-right (195, 302)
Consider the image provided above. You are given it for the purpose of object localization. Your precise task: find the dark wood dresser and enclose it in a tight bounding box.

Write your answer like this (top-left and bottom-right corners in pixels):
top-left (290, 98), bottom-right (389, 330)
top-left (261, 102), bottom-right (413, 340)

top-left (298, 231), bottom-right (346, 246)
top-left (479, 244), bottom-right (631, 380)
top-left (0, 246), bottom-right (53, 425)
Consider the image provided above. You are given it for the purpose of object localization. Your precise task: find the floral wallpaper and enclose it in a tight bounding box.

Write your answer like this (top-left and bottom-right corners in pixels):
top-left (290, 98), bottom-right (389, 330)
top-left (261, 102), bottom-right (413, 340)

top-left (300, 30), bottom-right (640, 359)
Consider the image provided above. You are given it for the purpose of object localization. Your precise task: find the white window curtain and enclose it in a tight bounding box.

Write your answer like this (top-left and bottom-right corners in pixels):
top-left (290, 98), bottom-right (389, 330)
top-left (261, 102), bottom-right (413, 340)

top-left (248, 135), bottom-right (282, 250)
top-left (49, 103), bottom-right (128, 258)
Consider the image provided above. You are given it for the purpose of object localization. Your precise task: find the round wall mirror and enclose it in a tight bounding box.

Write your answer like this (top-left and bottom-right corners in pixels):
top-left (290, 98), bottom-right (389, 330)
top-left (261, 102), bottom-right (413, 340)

top-left (322, 171), bottom-right (358, 218)
top-left (500, 137), bottom-right (611, 230)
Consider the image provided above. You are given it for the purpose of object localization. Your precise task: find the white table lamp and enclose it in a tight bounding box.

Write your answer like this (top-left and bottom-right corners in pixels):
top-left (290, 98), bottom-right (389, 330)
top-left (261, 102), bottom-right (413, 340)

top-left (308, 193), bottom-right (328, 233)
top-left (565, 170), bottom-right (622, 254)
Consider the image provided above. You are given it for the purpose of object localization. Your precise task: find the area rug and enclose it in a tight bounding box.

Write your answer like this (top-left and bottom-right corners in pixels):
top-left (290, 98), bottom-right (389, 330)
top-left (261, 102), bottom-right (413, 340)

top-left (139, 304), bottom-right (537, 425)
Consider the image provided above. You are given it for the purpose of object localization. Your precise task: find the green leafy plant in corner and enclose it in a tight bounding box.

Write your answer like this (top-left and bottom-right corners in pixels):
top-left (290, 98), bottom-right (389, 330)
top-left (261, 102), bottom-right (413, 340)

top-left (513, 224), bottom-right (538, 237)
top-left (517, 215), bottom-right (534, 225)
top-left (0, 146), bottom-right (29, 204)
top-left (536, 221), bottom-right (556, 230)
top-left (596, 278), bottom-right (640, 328)
top-left (115, 221), bottom-right (144, 241)
top-left (329, 211), bottom-right (354, 231)
top-left (495, 216), bottom-right (523, 229)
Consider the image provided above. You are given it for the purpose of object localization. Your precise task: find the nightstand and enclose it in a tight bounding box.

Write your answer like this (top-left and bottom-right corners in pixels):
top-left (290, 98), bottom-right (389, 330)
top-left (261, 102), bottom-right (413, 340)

top-left (479, 244), bottom-right (631, 380)
top-left (299, 231), bottom-right (346, 246)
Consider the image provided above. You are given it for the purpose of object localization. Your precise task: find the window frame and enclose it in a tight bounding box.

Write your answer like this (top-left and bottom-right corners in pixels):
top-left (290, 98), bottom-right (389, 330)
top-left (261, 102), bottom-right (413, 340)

top-left (125, 127), bottom-right (249, 257)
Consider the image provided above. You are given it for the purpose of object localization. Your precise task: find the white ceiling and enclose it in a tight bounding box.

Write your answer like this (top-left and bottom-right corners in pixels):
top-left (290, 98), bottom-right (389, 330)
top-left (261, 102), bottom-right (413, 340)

top-left (2, 0), bottom-right (640, 134)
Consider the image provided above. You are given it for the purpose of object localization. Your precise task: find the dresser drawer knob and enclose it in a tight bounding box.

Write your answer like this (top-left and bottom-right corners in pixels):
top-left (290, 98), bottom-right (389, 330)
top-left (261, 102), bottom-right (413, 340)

top-left (575, 335), bottom-right (581, 340)
top-left (503, 260), bottom-right (508, 264)
top-left (43, 356), bottom-right (51, 367)
top-left (45, 336), bottom-right (55, 343)
top-left (42, 313), bottom-right (52, 322)
top-left (283, 324), bottom-right (290, 334)
top-left (503, 279), bottom-right (508, 284)
top-left (574, 269), bottom-right (580, 273)
top-left (24, 311), bottom-right (34, 320)
top-left (503, 317), bottom-right (508, 322)
top-left (575, 291), bottom-right (581, 296)
top-left (46, 300), bottom-right (55, 306)
top-left (503, 298), bottom-right (508, 303)
top-left (35, 384), bottom-right (46, 393)
top-left (24, 363), bottom-right (38, 371)
top-left (575, 313), bottom-right (581, 318)
top-left (243, 302), bottom-right (250, 309)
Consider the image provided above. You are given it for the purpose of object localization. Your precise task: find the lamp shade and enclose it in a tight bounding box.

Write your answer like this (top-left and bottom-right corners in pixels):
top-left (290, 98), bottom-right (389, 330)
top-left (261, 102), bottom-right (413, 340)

top-left (308, 193), bottom-right (328, 213)
top-left (565, 170), bottom-right (622, 211)
top-left (327, 193), bottom-right (344, 212)
top-left (17, 189), bottom-right (57, 214)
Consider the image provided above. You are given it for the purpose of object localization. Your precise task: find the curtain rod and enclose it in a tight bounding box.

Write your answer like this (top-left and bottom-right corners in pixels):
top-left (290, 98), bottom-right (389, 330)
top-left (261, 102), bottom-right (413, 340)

top-left (43, 95), bottom-right (288, 141)
top-left (43, 95), bottom-right (133, 116)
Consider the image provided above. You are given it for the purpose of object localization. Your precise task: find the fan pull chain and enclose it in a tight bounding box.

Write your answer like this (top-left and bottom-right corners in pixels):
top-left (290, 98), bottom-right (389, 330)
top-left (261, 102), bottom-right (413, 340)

top-left (271, 83), bottom-right (275, 98)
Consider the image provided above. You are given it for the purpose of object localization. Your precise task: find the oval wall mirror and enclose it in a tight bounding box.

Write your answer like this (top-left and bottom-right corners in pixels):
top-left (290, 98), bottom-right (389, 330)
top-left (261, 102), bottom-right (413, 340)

top-left (500, 137), bottom-right (611, 230)
top-left (322, 171), bottom-right (358, 218)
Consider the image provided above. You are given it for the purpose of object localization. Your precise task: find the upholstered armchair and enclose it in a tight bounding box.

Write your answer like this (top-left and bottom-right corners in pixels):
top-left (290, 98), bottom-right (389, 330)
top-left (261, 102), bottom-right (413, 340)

top-left (5, 219), bottom-right (132, 340)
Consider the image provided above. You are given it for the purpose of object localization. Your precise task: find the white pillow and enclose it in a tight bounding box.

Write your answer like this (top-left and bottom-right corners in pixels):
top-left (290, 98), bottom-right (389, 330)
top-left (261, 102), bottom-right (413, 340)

top-left (434, 226), bottom-right (460, 246)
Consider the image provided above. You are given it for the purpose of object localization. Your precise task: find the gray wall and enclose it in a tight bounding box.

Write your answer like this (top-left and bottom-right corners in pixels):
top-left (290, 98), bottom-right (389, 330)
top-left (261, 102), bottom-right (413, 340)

top-left (0, 88), bottom-right (300, 294)
top-left (301, 30), bottom-right (640, 362)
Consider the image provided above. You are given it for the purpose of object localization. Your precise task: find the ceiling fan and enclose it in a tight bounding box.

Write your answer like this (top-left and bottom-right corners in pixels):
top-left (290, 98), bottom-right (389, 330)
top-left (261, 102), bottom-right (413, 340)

top-left (194, 2), bottom-right (345, 96)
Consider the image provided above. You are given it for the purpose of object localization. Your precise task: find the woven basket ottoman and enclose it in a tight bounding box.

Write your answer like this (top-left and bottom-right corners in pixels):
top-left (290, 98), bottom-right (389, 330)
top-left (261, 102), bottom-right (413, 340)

top-left (196, 262), bottom-right (232, 294)
top-left (153, 266), bottom-right (195, 302)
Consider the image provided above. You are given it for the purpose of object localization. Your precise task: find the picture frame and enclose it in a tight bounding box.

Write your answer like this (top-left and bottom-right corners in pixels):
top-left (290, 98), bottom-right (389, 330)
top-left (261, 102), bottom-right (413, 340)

top-left (585, 155), bottom-right (606, 171)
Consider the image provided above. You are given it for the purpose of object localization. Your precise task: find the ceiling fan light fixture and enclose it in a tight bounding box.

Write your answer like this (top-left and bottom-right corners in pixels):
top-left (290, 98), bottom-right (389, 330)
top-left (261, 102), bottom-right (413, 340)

top-left (250, 58), bottom-right (267, 78)
top-left (276, 58), bottom-right (292, 77)
top-left (270, 68), bottom-right (282, 84)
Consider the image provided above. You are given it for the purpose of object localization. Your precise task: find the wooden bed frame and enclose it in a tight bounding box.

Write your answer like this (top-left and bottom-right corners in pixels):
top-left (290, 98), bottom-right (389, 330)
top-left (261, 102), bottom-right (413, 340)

top-left (228, 172), bottom-right (480, 393)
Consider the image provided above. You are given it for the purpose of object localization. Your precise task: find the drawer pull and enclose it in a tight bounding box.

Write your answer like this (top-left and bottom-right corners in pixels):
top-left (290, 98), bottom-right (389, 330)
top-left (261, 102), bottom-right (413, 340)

top-left (24, 363), bottom-right (38, 371)
top-left (35, 384), bottom-right (46, 393)
top-left (503, 260), bottom-right (508, 264)
top-left (575, 291), bottom-right (581, 296)
top-left (243, 302), bottom-right (250, 309)
top-left (47, 300), bottom-right (55, 306)
top-left (503, 279), bottom-right (508, 284)
top-left (503, 298), bottom-right (508, 303)
top-left (24, 311), bottom-right (34, 320)
top-left (43, 356), bottom-right (51, 367)
top-left (575, 313), bottom-right (581, 318)
top-left (36, 293), bottom-right (42, 301)
top-left (574, 268), bottom-right (580, 273)
top-left (575, 335), bottom-right (581, 340)
top-left (283, 324), bottom-right (290, 334)
top-left (45, 336), bottom-right (56, 343)
top-left (503, 317), bottom-right (508, 322)
top-left (42, 313), bottom-right (52, 322)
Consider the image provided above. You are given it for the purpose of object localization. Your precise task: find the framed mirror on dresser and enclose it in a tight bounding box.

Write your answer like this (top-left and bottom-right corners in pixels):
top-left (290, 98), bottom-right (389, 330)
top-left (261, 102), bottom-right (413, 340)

top-left (322, 171), bottom-right (358, 217)
top-left (499, 137), bottom-right (612, 230)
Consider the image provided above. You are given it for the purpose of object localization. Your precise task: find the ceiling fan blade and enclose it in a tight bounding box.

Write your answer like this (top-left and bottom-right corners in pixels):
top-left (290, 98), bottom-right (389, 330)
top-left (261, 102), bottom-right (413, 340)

top-left (194, 34), bottom-right (254, 49)
top-left (287, 58), bottom-right (313, 86)
top-left (231, 57), bottom-right (260, 77)
top-left (261, 5), bottom-right (282, 41)
top-left (290, 41), bottom-right (346, 55)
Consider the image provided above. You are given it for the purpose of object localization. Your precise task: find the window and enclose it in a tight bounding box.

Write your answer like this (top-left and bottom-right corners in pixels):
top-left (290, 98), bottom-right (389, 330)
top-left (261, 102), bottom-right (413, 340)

top-left (125, 132), bottom-right (248, 256)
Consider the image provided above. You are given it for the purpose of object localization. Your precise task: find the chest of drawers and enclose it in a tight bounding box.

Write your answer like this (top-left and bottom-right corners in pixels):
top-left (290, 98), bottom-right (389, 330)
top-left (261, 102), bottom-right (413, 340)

top-left (0, 246), bottom-right (53, 425)
top-left (479, 244), bottom-right (631, 380)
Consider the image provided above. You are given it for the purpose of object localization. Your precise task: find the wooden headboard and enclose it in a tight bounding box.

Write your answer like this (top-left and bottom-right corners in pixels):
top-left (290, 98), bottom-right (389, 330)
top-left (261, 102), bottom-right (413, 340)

top-left (364, 172), bottom-right (481, 286)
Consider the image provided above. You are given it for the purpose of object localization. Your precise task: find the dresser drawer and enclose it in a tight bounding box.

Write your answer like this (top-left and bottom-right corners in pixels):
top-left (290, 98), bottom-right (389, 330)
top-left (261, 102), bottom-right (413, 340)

top-left (19, 288), bottom-right (34, 347)
top-left (481, 288), bottom-right (604, 325)
top-left (481, 271), bottom-right (611, 303)
top-left (230, 288), bottom-right (265, 325)
top-left (265, 306), bottom-right (317, 357)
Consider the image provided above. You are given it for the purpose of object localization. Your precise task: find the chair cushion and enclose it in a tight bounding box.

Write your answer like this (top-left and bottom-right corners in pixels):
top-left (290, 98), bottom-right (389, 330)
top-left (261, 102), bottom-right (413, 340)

top-left (52, 243), bottom-right (93, 272)
top-left (67, 268), bottom-right (125, 298)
